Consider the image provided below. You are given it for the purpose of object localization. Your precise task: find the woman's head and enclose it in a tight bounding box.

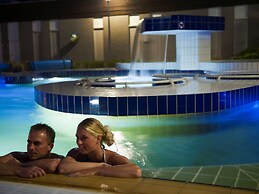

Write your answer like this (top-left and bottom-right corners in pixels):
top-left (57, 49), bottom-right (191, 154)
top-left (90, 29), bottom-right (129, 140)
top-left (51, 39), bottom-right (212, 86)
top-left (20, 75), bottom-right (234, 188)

top-left (77, 118), bottom-right (114, 148)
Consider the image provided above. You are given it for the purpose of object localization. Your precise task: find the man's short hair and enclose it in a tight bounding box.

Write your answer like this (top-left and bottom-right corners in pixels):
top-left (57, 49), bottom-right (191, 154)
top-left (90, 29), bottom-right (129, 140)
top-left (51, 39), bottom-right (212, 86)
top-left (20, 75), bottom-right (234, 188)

top-left (30, 123), bottom-right (55, 144)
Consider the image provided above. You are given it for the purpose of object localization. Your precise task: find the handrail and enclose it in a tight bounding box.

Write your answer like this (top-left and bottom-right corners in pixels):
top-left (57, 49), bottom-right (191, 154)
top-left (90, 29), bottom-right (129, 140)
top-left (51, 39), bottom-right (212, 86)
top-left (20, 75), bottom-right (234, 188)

top-left (202, 74), bottom-right (259, 80)
top-left (75, 77), bottom-right (189, 88)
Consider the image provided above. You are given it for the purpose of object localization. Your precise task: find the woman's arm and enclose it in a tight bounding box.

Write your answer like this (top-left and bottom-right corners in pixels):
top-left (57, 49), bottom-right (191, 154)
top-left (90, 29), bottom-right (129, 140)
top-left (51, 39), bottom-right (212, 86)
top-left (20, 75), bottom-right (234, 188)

top-left (68, 163), bottom-right (142, 178)
top-left (67, 152), bottom-right (142, 178)
top-left (58, 156), bottom-right (108, 174)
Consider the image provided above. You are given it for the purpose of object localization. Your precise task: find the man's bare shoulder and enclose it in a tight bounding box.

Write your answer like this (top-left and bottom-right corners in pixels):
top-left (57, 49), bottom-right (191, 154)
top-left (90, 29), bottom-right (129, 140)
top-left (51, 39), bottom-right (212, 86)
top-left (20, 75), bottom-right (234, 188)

top-left (0, 152), bottom-right (29, 164)
top-left (49, 153), bottom-right (64, 159)
top-left (10, 151), bottom-right (28, 163)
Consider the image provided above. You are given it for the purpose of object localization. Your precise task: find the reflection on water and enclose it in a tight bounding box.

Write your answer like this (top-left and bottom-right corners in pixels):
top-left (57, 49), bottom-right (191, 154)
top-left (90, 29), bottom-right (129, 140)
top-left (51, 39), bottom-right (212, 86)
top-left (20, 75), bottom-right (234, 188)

top-left (0, 77), bottom-right (259, 169)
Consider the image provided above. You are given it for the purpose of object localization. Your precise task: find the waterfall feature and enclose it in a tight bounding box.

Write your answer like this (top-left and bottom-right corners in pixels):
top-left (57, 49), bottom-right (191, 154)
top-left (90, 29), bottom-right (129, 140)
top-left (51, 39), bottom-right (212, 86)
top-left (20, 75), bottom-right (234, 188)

top-left (129, 19), bottom-right (144, 76)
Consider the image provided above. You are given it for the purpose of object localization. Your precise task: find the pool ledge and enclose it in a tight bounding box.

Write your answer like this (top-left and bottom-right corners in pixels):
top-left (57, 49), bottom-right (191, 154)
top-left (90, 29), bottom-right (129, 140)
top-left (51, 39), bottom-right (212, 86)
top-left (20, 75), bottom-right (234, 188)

top-left (0, 174), bottom-right (256, 194)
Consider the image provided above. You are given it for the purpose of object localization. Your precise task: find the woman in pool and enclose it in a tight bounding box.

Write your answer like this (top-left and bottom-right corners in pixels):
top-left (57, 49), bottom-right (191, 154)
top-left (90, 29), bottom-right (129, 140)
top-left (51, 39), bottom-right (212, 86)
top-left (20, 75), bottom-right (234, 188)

top-left (58, 118), bottom-right (142, 178)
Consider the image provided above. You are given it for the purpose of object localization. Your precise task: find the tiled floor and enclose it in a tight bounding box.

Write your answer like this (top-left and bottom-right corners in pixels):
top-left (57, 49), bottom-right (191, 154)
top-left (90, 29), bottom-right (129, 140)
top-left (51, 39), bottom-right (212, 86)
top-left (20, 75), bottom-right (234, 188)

top-left (0, 173), bottom-right (257, 194)
top-left (143, 163), bottom-right (259, 190)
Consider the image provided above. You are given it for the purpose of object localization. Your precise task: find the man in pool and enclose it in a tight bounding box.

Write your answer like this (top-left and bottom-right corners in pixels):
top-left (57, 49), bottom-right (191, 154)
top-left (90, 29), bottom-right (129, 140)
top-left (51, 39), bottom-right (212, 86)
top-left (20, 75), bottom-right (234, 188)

top-left (0, 123), bottom-right (64, 178)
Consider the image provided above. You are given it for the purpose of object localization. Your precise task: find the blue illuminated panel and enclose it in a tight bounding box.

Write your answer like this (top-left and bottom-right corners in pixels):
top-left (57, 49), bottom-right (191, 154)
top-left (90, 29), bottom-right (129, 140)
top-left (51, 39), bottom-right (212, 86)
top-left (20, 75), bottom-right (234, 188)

top-left (34, 79), bottom-right (259, 116)
top-left (74, 96), bottom-right (82, 114)
top-left (168, 95), bottom-right (177, 114)
top-left (148, 96), bottom-right (157, 115)
top-left (138, 97), bottom-right (148, 115)
top-left (158, 96), bottom-right (167, 115)
top-left (108, 97), bottom-right (117, 116)
top-left (128, 97), bottom-right (137, 116)
top-left (187, 94), bottom-right (195, 113)
top-left (118, 97), bottom-right (127, 116)
top-left (99, 97), bottom-right (108, 115)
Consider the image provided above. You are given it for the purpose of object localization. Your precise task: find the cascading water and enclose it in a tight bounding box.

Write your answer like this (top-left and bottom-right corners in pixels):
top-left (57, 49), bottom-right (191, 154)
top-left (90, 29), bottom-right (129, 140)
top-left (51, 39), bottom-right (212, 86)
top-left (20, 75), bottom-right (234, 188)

top-left (129, 19), bottom-right (144, 77)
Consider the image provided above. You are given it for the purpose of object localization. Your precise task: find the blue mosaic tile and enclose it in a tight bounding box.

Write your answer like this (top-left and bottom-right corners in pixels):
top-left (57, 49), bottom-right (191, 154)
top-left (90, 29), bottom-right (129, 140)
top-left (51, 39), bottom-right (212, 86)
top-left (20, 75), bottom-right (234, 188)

top-left (74, 96), bottom-right (82, 114)
top-left (158, 96), bottom-right (167, 115)
top-left (99, 97), bottom-right (108, 115)
top-left (53, 94), bottom-right (58, 111)
top-left (142, 15), bottom-right (225, 33)
top-left (204, 93), bottom-right (212, 112)
top-left (108, 97), bottom-right (117, 116)
top-left (62, 95), bottom-right (68, 113)
top-left (42, 93), bottom-right (47, 107)
top-left (90, 96), bottom-right (100, 115)
top-left (177, 95), bottom-right (187, 114)
top-left (187, 94), bottom-right (195, 113)
top-left (236, 89), bottom-right (241, 106)
top-left (57, 95), bottom-right (62, 112)
top-left (45, 93), bottom-right (50, 109)
top-left (138, 97), bottom-right (148, 116)
top-left (128, 97), bottom-right (137, 116)
top-left (196, 94), bottom-right (204, 113)
top-left (231, 90), bottom-right (236, 108)
top-left (212, 93), bottom-right (219, 111)
top-left (68, 96), bottom-right (74, 113)
top-left (219, 92), bottom-right (226, 110)
top-left (118, 97), bottom-right (127, 116)
top-left (168, 95), bottom-right (176, 114)
top-left (82, 96), bottom-right (90, 114)
top-left (148, 96), bottom-right (157, 115)
top-left (252, 86), bottom-right (256, 101)
top-left (244, 88), bottom-right (251, 104)
top-left (226, 91), bottom-right (231, 109)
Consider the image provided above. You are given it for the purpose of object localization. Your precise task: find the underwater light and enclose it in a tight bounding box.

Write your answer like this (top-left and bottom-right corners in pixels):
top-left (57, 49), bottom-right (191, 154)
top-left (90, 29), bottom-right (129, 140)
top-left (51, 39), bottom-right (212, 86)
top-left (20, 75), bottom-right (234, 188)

top-left (90, 99), bottom-right (99, 105)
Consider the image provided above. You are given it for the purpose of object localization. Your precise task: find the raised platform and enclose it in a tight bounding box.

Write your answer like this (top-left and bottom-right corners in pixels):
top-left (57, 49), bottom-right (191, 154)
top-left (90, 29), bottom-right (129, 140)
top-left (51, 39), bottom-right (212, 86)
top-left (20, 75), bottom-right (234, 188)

top-left (34, 76), bottom-right (259, 116)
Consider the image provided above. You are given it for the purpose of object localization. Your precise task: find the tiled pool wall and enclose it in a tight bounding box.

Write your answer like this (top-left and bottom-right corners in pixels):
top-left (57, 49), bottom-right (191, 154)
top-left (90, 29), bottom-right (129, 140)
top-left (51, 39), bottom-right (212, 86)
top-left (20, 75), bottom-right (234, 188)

top-left (34, 84), bottom-right (259, 116)
top-left (141, 14), bottom-right (224, 33)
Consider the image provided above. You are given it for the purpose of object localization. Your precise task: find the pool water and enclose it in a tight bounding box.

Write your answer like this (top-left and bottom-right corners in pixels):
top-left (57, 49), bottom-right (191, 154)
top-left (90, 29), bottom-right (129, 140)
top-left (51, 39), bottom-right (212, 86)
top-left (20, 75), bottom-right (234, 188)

top-left (0, 76), bottom-right (259, 169)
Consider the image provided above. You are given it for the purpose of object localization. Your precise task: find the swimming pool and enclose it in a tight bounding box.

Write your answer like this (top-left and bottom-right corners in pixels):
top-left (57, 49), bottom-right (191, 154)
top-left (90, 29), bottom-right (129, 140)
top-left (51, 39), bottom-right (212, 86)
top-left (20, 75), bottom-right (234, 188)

top-left (1, 76), bottom-right (259, 169)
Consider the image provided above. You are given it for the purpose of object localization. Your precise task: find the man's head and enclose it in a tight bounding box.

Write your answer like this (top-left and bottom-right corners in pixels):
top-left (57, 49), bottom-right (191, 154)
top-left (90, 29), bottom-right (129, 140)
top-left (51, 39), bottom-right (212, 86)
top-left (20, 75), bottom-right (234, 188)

top-left (27, 123), bottom-right (56, 160)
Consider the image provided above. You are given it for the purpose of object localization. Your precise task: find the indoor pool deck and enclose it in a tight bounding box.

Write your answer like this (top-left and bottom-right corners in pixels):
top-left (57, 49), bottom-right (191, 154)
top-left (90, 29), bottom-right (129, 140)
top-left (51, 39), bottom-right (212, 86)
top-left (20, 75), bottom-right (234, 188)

top-left (0, 172), bottom-right (258, 194)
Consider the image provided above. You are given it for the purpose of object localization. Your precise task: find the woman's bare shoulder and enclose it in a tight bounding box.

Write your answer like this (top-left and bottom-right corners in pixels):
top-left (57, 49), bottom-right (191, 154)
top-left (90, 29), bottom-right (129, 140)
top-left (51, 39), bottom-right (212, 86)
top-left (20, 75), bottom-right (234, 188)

top-left (105, 149), bottom-right (130, 165)
top-left (67, 148), bottom-right (79, 157)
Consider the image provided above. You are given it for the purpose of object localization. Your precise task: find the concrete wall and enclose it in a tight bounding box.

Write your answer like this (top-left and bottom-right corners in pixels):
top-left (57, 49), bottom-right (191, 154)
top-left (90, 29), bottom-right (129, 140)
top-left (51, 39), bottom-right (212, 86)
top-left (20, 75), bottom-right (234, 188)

top-left (1, 4), bottom-right (259, 66)
top-left (59, 18), bottom-right (94, 61)
top-left (19, 21), bottom-right (33, 61)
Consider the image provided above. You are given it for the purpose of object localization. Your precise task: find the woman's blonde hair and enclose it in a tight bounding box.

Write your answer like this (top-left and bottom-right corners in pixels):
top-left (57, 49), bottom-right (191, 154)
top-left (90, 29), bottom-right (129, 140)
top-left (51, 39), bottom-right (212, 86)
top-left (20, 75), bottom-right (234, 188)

top-left (78, 118), bottom-right (114, 147)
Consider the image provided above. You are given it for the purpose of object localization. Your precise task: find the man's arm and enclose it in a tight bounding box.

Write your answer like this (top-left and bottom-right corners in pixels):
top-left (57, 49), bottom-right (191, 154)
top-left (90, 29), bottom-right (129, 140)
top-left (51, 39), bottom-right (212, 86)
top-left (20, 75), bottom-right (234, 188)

top-left (0, 153), bottom-right (22, 176)
top-left (22, 158), bottom-right (62, 173)
top-left (0, 153), bottom-right (46, 178)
